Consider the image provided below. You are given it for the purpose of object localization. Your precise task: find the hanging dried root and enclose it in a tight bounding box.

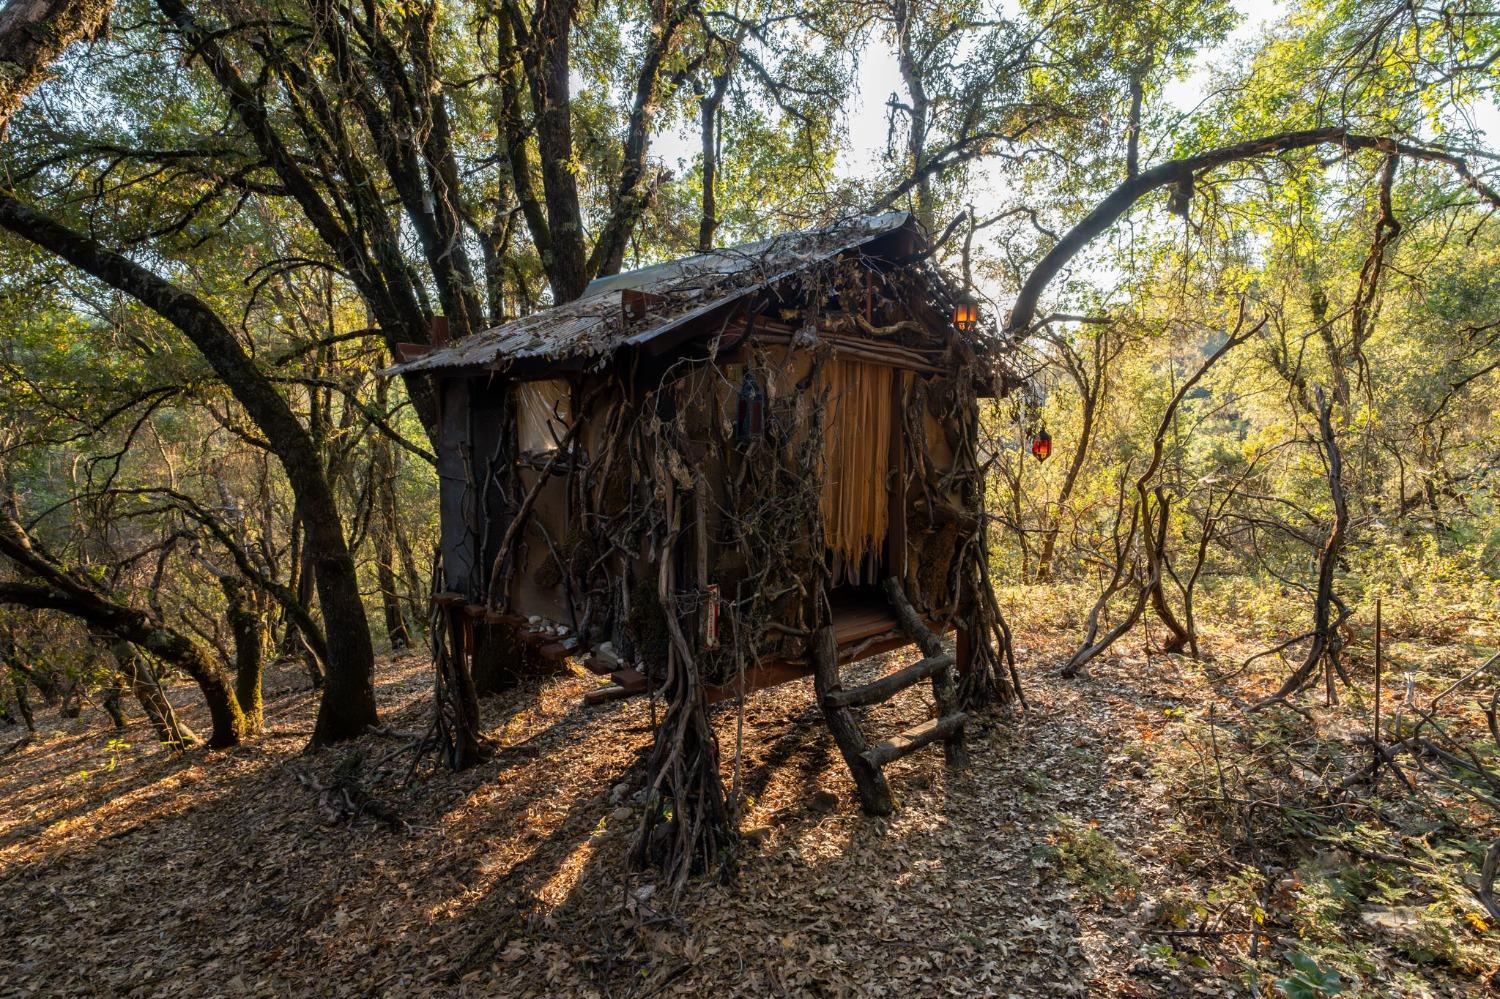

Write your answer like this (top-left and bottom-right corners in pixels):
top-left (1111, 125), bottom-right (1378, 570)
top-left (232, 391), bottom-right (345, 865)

top-left (429, 554), bottom-right (482, 771)
top-left (631, 420), bottom-right (735, 895)
top-left (950, 371), bottom-right (1023, 712)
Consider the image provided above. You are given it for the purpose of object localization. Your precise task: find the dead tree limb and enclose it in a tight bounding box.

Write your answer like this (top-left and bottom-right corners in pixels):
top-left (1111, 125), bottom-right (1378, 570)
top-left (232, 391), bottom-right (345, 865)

top-left (1061, 313), bottom-right (1259, 675)
top-left (1254, 388), bottom-right (1351, 708)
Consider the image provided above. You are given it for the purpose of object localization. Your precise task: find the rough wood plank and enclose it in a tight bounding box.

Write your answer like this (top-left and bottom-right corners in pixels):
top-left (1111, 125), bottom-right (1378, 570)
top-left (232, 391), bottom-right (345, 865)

top-left (862, 712), bottom-right (967, 768)
top-left (610, 668), bottom-right (647, 693)
top-left (823, 652), bottom-right (955, 709)
top-left (704, 660), bottom-right (814, 705)
top-left (581, 655), bottom-right (617, 676)
top-left (583, 684), bottom-right (630, 705)
top-left (832, 609), bottom-right (899, 646)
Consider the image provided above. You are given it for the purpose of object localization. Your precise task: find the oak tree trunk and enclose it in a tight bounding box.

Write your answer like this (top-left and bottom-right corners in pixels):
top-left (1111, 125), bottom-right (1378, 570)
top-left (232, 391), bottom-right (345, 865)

top-left (220, 576), bottom-right (265, 734)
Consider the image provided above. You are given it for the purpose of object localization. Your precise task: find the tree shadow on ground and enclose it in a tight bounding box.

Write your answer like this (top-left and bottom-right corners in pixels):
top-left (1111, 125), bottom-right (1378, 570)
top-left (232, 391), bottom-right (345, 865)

top-left (0, 644), bottom-right (1144, 997)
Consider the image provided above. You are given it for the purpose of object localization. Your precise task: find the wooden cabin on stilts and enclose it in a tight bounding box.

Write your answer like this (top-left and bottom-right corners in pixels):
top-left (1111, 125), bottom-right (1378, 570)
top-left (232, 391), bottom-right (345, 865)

top-left (388, 211), bottom-right (1023, 880)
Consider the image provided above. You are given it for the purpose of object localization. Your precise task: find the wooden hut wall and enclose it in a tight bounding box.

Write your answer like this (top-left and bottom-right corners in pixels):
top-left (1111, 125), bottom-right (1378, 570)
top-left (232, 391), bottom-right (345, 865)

top-left (703, 343), bottom-right (949, 597)
top-left (901, 379), bottom-right (966, 612)
top-left (508, 475), bottom-right (571, 622)
top-left (506, 376), bottom-right (581, 624)
top-left (437, 378), bottom-right (479, 596)
top-left (463, 382), bottom-right (506, 596)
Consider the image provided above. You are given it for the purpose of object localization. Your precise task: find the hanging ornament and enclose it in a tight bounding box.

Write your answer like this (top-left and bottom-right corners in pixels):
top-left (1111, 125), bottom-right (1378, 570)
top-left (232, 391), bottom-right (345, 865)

top-left (1031, 429), bottom-right (1052, 462)
top-left (735, 369), bottom-right (766, 443)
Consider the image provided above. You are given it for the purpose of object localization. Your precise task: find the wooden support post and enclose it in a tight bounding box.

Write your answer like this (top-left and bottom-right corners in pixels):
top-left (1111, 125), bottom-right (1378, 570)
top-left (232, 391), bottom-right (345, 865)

top-left (956, 625), bottom-right (973, 680)
top-left (437, 603), bottom-right (483, 770)
top-left (813, 624), bottom-right (893, 816)
top-left (886, 372), bottom-right (908, 580)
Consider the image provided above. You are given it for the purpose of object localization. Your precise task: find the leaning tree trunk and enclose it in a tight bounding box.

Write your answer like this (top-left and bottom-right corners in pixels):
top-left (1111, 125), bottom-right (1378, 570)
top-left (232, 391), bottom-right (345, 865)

top-left (0, 193), bottom-right (377, 747)
top-left (104, 638), bottom-right (197, 749)
top-left (0, 0), bottom-right (115, 134)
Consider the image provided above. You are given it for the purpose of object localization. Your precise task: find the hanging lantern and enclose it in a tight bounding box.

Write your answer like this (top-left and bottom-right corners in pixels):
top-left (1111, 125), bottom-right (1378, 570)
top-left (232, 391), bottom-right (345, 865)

top-left (953, 290), bottom-right (979, 332)
top-left (1031, 429), bottom-right (1052, 462)
top-left (735, 369), bottom-right (765, 443)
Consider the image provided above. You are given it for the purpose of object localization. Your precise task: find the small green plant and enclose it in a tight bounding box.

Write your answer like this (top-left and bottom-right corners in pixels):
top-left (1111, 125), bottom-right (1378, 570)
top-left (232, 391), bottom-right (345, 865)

top-left (1037, 815), bottom-right (1140, 901)
top-left (104, 736), bottom-right (130, 773)
top-left (1277, 952), bottom-right (1343, 998)
top-left (1288, 875), bottom-right (1346, 942)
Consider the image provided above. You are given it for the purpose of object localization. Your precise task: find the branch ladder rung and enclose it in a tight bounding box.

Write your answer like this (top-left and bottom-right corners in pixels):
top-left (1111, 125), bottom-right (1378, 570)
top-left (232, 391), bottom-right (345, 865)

top-left (862, 712), bottom-right (968, 768)
top-left (823, 652), bottom-right (955, 709)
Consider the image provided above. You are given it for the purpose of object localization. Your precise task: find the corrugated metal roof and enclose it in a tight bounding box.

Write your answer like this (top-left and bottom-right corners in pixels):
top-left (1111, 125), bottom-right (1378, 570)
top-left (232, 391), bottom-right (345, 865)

top-left (387, 211), bottom-right (916, 376)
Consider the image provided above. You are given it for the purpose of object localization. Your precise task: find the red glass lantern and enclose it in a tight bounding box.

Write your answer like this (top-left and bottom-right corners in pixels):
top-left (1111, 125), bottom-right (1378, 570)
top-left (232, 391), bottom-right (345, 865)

top-left (953, 291), bottom-right (979, 332)
top-left (1031, 429), bottom-right (1052, 462)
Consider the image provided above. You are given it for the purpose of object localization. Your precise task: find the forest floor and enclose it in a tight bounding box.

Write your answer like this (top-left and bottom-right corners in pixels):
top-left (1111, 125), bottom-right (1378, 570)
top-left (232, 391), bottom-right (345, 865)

top-left (1, 615), bottom-right (1497, 997)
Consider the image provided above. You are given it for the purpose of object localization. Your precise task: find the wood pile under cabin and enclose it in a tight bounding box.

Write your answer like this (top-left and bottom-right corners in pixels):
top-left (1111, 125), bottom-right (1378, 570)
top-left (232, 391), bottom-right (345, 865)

top-left (388, 211), bottom-right (1025, 885)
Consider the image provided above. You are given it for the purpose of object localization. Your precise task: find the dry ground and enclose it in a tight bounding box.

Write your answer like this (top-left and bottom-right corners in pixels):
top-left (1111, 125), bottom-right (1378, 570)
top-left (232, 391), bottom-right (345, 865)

top-left (0, 626), bottom-right (1495, 997)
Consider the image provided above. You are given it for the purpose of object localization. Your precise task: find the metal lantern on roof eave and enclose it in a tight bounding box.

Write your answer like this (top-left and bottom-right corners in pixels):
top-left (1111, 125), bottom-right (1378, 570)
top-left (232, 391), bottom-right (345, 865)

top-left (1031, 429), bottom-right (1052, 463)
top-left (953, 290), bottom-right (979, 333)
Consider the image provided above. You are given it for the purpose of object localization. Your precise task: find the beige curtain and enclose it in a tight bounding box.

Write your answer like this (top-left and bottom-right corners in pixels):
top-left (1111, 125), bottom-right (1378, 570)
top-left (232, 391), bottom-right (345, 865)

top-left (515, 379), bottom-right (571, 454)
top-left (819, 358), bottom-right (893, 584)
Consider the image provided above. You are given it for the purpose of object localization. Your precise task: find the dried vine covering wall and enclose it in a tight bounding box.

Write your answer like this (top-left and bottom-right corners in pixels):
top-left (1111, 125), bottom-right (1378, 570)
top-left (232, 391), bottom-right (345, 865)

top-left (950, 374), bottom-right (1024, 711)
top-left (630, 346), bottom-right (835, 891)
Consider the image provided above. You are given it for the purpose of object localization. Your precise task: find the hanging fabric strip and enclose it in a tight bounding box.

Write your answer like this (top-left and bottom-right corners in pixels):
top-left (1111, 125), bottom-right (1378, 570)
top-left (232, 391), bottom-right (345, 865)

top-left (818, 358), bottom-right (893, 584)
